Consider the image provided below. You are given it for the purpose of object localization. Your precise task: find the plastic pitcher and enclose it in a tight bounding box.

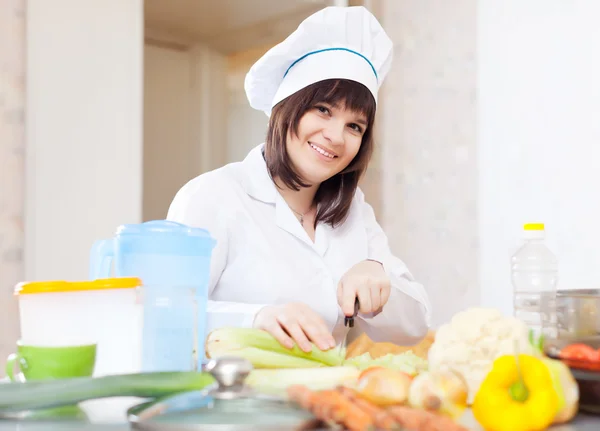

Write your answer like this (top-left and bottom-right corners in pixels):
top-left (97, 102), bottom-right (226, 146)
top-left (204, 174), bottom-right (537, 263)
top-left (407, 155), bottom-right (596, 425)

top-left (89, 220), bottom-right (216, 371)
top-left (138, 283), bottom-right (197, 372)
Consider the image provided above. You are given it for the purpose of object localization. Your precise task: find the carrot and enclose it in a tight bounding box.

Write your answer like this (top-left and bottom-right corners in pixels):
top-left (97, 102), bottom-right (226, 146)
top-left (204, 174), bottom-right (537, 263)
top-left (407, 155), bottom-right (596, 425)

top-left (387, 406), bottom-right (468, 431)
top-left (287, 385), bottom-right (313, 410)
top-left (287, 385), bottom-right (329, 424)
top-left (387, 405), bottom-right (433, 430)
top-left (425, 415), bottom-right (469, 431)
top-left (320, 389), bottom-right (375, 431)
top-left (287, 385), bottom-right (375, 431)
top-left (337, 387), bottom-right (400, 430)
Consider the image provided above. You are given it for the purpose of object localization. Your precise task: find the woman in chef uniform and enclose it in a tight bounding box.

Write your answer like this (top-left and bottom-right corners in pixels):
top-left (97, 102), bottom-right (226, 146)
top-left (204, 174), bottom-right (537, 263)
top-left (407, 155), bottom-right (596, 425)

top-left (167, 6), bottom-right (432, 353)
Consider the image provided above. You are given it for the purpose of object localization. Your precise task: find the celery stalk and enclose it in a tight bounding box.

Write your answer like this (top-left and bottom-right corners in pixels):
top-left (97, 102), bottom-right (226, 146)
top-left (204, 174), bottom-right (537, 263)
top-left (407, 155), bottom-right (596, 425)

top-left (245, 366), bottom-right (360, 397)
top-left (206, 328), bottom-right (344, 367)
top-left (218, 347), bottom-right (332, 368)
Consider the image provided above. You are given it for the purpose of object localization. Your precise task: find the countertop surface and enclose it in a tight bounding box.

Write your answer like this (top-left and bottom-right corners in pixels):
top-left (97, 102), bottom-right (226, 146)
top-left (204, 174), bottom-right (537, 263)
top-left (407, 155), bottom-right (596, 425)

top-left (0, 397), bottom-right (598, 430)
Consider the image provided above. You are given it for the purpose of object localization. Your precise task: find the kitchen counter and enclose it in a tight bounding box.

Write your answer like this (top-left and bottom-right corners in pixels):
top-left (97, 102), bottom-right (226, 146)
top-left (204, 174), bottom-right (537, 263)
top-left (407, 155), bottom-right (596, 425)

top-left (0, 399), bottom-right (599, 431)
top-left (0, 397), bottom-right (139, 430)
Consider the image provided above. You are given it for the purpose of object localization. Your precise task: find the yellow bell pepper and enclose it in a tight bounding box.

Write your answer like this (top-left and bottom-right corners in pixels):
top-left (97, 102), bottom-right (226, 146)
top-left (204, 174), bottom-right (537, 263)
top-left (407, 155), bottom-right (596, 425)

top-left (472, 354), bottom-right (559, 431)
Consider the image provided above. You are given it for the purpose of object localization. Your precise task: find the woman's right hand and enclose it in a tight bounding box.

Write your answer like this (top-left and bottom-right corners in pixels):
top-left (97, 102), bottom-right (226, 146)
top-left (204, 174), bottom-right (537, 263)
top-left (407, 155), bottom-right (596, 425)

top-left (253, 302), bottom-right (336, 352)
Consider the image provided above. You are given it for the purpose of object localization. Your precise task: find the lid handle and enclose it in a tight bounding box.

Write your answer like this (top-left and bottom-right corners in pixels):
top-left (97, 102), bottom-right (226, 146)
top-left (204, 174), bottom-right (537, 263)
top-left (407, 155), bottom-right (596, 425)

top-left (204, 357), bottom-right (253, 400)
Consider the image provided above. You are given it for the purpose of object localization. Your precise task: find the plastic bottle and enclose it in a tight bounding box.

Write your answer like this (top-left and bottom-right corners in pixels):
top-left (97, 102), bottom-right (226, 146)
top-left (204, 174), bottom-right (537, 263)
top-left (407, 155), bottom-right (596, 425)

top-left (511, 223), bottom-right (559, 339)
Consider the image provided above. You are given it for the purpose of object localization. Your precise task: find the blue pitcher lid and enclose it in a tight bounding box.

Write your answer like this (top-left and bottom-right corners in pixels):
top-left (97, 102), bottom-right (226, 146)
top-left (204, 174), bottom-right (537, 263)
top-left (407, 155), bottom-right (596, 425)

top-left (116, 220), bottom-right (214, 239)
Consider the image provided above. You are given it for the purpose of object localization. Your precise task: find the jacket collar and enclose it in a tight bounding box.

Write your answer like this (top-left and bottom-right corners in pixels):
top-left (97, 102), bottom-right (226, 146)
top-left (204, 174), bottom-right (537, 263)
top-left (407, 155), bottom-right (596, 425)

top-left (241, 144), bottom-right (278, 204)
top-left (240, 143), bottom-right (330, 256)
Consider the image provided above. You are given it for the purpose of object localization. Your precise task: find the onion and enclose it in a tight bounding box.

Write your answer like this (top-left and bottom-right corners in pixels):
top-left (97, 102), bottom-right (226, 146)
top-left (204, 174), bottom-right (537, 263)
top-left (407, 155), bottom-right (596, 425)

top-left (355, 367), bottom-right (413, 406)
top-left (408, 369), bottom-right (469, 419)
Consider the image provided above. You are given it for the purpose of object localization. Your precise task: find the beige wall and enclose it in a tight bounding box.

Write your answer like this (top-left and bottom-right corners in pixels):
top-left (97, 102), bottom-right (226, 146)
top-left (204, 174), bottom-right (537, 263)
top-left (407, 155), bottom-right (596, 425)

top-left (143, 44), bottom-right (194, 221)
top-left (25, 0), bottom-right (144, 282)
top-left (371, 0), bottom-right (479, 327)
top-left (0, 0), bottom-right (25, 371)
top-left (226, 47), bottom-right (270, 164)
top-left (143, 41), bottom-right (228, 221)
top-left (372, 0), bottom-right (600, 326)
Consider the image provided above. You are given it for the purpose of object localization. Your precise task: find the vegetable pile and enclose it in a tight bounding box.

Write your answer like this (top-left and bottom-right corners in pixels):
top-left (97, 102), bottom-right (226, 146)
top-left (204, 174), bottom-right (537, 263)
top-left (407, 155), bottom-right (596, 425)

top-left (206, 327), bottom-right (433, 397)
top-left (286, 367), bottom-right (469, 431)
top-left (206, 327), bottom-right (428, 373)
top-left (2, 308), bottom-right (583, 431)
top-left (206, 327), bottom-right (471, 430)
top-left (206, 311), bottom-right (583, 431)
top-left (426, 307), bottom-right (537, 404)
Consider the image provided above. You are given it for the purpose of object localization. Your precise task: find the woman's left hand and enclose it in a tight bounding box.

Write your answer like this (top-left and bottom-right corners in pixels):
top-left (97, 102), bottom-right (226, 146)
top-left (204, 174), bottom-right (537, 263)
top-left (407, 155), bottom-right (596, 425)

top-left (337, 260), bottom-right (391, 317)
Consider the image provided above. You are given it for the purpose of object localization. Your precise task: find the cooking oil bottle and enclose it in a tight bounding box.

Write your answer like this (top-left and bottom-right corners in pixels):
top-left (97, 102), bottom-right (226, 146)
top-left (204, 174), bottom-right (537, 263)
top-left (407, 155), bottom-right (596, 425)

top-left (511, 223), bottom-right (559, 339)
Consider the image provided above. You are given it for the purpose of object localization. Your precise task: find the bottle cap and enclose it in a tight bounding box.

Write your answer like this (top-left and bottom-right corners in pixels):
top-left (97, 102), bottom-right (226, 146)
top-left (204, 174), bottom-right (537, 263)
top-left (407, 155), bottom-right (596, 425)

top-left (523, 223), bottom-right (545, 239)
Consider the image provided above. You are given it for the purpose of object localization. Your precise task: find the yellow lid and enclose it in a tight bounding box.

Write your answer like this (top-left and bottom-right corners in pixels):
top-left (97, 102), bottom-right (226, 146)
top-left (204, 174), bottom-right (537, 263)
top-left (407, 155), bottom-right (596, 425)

top-left (14, 277), bottom-right (142, 295)
top-left (524, 223), bottom-right (545, 231)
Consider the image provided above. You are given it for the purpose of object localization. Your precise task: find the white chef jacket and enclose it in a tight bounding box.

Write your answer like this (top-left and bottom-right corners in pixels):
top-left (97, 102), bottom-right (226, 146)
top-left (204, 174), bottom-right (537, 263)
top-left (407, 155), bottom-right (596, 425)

top-left (167, 144), bottom-right (432, 346)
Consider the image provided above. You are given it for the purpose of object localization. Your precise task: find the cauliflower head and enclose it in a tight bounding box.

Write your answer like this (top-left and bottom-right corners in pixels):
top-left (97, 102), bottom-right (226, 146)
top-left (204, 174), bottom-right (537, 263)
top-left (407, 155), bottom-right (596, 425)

top-left (427, 307), bottom-right (535, 404)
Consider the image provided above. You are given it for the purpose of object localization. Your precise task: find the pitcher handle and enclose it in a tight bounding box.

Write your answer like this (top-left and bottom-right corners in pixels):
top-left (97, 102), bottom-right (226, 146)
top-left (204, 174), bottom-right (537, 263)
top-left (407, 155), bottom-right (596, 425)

top-left (6, 353), bottom-right (25, 382)
top-left (89, 239), bottom-right (115, 280)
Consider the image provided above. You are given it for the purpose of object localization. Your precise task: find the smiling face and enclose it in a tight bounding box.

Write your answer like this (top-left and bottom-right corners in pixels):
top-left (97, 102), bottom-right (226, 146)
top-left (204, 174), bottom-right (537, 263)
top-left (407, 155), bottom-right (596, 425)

top-left (286, 103), bottom-right (367, 186)
top-left (264, 79), bottom-right (376, 227)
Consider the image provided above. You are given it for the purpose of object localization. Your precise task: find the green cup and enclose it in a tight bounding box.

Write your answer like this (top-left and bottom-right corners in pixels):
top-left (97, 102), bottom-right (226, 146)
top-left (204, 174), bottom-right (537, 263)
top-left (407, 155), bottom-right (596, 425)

top-left (5, 341), bottom-right (97, 382)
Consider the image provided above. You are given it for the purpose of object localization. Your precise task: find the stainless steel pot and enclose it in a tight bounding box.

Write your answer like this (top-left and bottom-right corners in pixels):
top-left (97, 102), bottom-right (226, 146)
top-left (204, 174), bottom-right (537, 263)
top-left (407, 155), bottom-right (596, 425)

top-left (557, 288), bottom-right (600, 339)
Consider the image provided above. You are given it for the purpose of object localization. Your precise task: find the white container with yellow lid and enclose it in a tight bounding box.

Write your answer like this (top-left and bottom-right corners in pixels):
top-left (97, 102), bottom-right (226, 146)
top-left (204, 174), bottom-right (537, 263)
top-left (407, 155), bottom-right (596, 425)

top-left (14, 277), bottom-right (143, 376)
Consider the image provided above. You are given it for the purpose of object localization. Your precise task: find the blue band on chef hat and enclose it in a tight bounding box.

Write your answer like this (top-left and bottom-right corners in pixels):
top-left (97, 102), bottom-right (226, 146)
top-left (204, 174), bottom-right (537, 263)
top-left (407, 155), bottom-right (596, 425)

top-left (282, 47), bottom-right (378, 81)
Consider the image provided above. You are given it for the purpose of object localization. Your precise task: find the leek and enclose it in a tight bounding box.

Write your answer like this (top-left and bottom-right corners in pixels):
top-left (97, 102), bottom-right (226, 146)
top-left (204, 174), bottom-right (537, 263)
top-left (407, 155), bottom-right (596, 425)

top-left (0, 371), bottom-right (216, 413)
top-left (206, 328), bottom-right (344, 368)
top-left (245, 366), bottom-right (360, 397)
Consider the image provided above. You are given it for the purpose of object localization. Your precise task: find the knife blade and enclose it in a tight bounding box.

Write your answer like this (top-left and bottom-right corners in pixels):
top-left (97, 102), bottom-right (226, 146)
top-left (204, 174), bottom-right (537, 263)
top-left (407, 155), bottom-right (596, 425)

top-left (337, 297), bottom-right (359, 358)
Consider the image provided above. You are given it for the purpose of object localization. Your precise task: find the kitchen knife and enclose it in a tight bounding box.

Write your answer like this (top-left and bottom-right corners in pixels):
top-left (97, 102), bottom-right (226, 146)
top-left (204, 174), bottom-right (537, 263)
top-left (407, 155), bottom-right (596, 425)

top-left (337, 297), bottom-right (359, 358)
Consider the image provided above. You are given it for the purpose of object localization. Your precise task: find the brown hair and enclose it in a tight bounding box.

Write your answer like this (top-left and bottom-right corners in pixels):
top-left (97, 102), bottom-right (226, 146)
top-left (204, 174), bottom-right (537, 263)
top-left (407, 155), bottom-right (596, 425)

top-left (264, 78), bottom-right (376, 228)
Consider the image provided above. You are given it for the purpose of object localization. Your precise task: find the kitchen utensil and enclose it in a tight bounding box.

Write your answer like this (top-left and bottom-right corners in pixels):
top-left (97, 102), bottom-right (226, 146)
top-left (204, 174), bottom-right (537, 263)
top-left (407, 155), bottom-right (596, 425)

top-left (127, 356), bottom-right (321, 430)
top-left (139, 284), bottom-right (197, 372)
top-left (14, 277), bottom-right (142, 376)
top-left (6, 342), bottom-right (96, 382)
top-left (89, 220), bottom-right (216, 287)
top-left (337, 298), bottom-right (359, 358)
top-left (89, 220), bottom-right (216, 370)
top-left (556, 288), bottom-right (600, 339)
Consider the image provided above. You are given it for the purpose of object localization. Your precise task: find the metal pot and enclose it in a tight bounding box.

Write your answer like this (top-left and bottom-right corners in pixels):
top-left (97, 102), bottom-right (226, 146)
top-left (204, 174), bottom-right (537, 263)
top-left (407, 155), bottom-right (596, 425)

top-left (557, 289), bottom-right (600, 339)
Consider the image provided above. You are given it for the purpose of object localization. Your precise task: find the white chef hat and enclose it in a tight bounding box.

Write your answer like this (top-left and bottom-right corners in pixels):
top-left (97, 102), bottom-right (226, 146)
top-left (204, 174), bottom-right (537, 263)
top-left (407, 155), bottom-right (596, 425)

top-left (244, 6), bottom-right (393, 116)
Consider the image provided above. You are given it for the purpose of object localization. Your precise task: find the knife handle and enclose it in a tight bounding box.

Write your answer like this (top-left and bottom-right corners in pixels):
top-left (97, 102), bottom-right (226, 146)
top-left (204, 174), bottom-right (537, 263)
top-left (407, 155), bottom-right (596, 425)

top-left (344, 297), bottom-right (360, 328)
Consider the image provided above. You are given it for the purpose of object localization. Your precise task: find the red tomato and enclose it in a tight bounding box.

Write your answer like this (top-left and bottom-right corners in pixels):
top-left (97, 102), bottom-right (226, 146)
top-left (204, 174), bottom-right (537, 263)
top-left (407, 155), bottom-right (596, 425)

top-left (560, 343), bottom-right (600, 362)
